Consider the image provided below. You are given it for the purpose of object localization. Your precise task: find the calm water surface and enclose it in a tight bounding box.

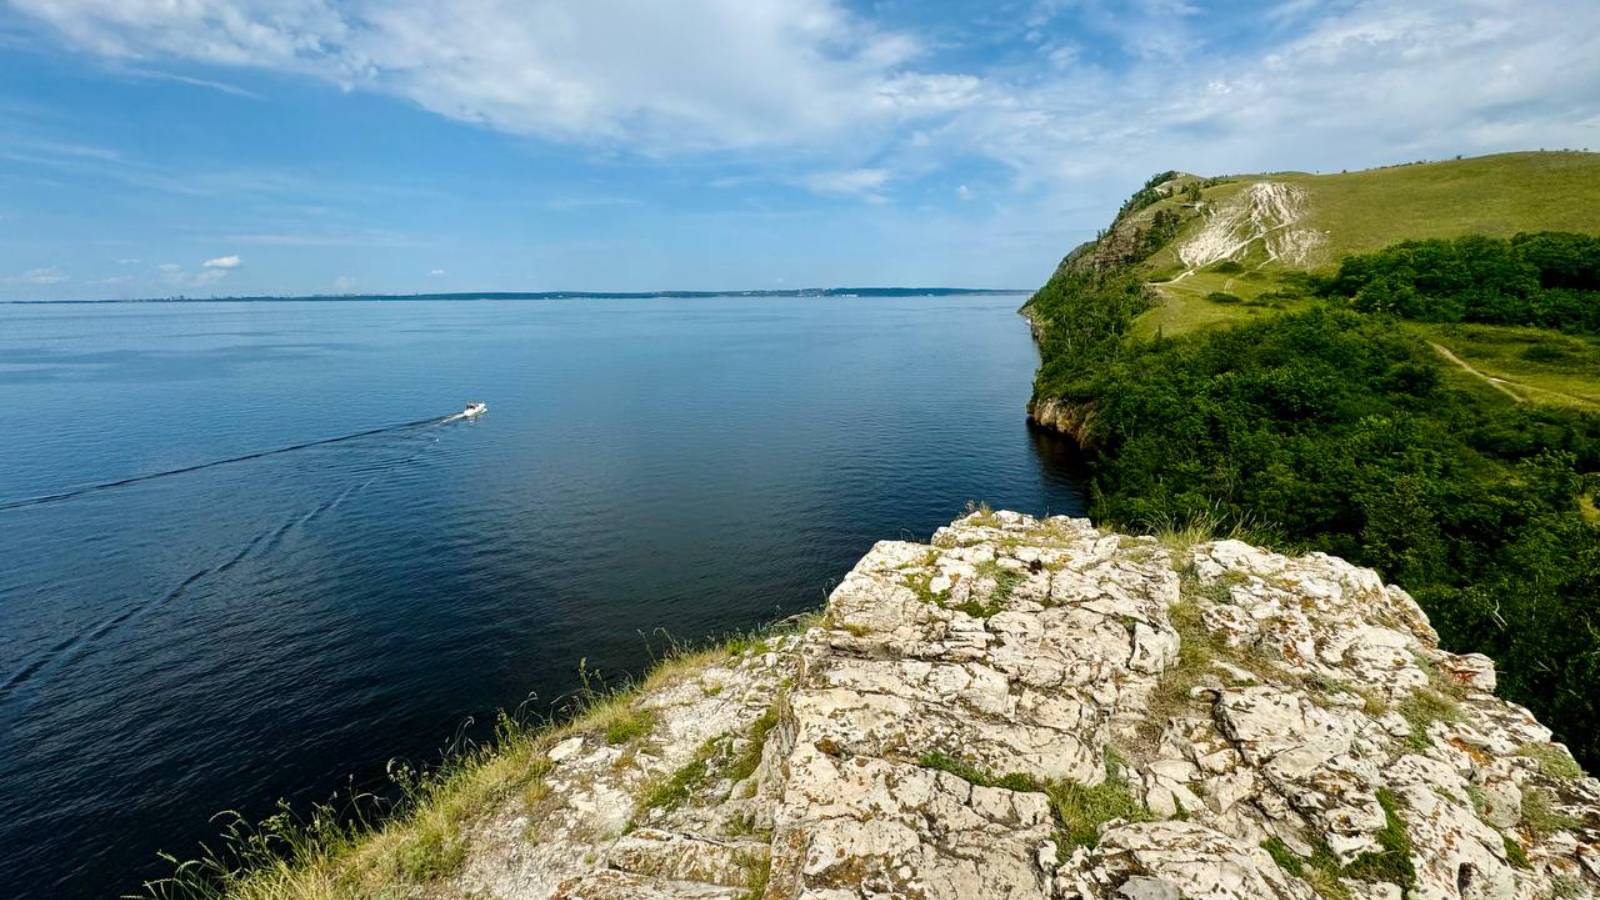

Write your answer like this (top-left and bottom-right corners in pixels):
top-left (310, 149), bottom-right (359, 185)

top-left (0, 295), bottom-right (1085, 897)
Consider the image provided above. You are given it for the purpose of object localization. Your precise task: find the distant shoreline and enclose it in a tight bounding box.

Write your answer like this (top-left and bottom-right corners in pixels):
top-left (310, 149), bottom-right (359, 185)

top-left (2, 287), bottom-right (1029, 305)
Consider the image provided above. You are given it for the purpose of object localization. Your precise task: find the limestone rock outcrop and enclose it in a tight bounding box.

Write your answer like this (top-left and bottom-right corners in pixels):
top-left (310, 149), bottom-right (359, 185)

top-left (453, 512), bottom-right (1600, 900)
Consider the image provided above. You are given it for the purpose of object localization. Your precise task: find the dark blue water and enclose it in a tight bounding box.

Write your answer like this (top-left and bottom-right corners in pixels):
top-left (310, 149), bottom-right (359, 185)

top-left (0, 296), bottom-right (1085, 898)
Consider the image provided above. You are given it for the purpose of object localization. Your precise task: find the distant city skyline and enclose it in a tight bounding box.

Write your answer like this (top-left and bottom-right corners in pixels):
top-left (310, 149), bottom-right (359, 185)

top-left (2, 0), bottom-right (1598, 300)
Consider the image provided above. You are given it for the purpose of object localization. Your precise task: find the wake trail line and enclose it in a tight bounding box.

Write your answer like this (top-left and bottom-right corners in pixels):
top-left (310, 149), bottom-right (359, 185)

top-left (0, 412), bottom-right (461, 513)
top-left (0, 427), bottom-right (451, 700)
top-left (0, 527), bottom-right (275, 697)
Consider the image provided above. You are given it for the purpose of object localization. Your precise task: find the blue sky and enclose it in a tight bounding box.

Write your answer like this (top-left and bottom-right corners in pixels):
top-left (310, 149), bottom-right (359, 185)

top-left (2, 0), bottom-right (1598, 300)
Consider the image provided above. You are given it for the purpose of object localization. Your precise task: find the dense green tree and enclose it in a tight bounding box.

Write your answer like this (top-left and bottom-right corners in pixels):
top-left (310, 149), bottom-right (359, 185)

top-left (1028, 294), bottom-right (1600, 764)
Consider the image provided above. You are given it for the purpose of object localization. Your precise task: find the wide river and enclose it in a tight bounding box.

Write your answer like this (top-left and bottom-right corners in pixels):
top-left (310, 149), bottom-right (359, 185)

top-left (0, 295), bottom-right (1086, 897)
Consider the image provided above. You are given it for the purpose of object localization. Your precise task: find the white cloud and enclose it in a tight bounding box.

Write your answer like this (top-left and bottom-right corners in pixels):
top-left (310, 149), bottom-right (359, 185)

top-left (9, 0), bottom-right (1600, 291)
top-left (332, 275), bottom-right (357, 292)
top-left (12, 0), bottom-right (968, 151)
top-left (116, 257), bottom-right (140, 264)
top-left (158, 260), bottom-right (232, 287)
top-left (428, 268), bottom-right (445, 276)
top-left (5, 266), bottom-right (69, 285)
top-left (800, 167), bottom-right (891, 202)
top-left (956, 184), bottom-right (972, 200)
top-left (21, 0), bottom-right (1595, 194)
top-left (911, 0), bottom-right (1600, 207)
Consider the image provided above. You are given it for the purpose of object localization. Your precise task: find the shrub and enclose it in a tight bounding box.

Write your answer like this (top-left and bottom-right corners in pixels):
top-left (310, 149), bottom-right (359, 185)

top-left (1521, 342), bottom-right (1568, 363)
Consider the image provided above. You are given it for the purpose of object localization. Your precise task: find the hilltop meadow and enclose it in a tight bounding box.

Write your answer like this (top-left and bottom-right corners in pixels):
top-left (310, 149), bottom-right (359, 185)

top-left (1025, 151), bottom-right (1600, 766)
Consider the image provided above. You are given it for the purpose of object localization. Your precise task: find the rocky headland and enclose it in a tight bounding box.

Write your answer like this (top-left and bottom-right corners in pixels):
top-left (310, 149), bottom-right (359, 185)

top-left (441, 511), bottom-right (1600, 900)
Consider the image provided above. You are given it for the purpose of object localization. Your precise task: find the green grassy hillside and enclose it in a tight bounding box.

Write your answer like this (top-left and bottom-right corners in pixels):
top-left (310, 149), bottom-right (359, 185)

top-left (1024, 150), bottom-right (1600, 768)
top-left (1128, 152), bottom-right (1600, 338)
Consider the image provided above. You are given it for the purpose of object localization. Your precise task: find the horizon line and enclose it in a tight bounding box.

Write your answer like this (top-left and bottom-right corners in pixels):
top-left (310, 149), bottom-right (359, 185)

top-left (2, 286), bottom-right (1032, 305)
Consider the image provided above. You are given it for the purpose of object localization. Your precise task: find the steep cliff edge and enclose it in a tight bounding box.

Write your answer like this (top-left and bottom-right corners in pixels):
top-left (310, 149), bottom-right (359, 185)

top-left (438, 511), bottom-right (1598, 900)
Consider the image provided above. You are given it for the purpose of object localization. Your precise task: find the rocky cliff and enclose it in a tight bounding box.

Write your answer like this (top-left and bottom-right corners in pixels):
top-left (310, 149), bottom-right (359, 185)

top-left (450, 511), bottom-right (1600, 900)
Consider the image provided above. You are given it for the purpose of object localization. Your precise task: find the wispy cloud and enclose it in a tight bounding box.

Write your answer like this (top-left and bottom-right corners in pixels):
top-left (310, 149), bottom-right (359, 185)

top-left (5, 0), bottom-right (1600, 295)
top-left (157, 258), bottom-right (236, 287)
top-left (14, 0), bottom-right (1596, 193)
top-left (119, 66), bottom-right (262, 98)
top-left (4, 266), bottom-right (69, 285)
top-left (800, 168), bottom-right (892, 202)
top-left (11, 0), bottom-right (963, 152)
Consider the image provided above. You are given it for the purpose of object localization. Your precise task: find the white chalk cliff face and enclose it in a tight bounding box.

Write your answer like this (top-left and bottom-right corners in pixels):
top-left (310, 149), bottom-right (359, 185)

top-left (453, 512), bottom-right (1600, 900)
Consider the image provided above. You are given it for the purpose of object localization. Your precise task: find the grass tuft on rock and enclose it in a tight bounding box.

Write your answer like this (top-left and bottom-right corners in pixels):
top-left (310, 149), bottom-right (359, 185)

top-left (1516, 743), bottom-right (1584, 780)
top-left (918, 749), bottom-right (1151, 856)
top-left (1520, 786), bottom-right (1582, 839)
top-left (1264, 790), bottom-right (1416, 900)
top-left (1343, 789), bottom-right (1416, 896)
top-left (1396, 686), bottom-right (1461, 749)
top-left (727, 705), bottom-right (781, 785)
top-left (602, 706), bottom-right (657, 746)
top-left (1046, 758), bottom-right (1151, 853)
top-left (637, 739), bottom-right (718, 815)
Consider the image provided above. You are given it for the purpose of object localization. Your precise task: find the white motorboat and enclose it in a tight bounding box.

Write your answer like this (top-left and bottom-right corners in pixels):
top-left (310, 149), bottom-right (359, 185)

top-left (462, 402), bottom-right (487, 418)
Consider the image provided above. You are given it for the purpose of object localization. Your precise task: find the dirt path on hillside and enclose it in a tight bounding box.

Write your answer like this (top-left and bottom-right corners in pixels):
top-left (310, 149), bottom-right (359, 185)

top-left (1430, 341), bottom-right (1600, 409)
top-left (1429, 341), bottom-right (1526, 402)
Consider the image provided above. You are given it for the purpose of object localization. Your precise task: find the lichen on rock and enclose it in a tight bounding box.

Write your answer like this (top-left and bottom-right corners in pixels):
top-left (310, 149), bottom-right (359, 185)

top-left (443, 511), bottom-right (1600, 899)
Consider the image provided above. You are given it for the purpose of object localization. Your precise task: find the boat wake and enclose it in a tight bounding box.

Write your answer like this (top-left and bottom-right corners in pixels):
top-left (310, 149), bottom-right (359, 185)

top-left (0, 411), bottom-right (463, 513)
top-left (0, 416), bottom-right (458, 700)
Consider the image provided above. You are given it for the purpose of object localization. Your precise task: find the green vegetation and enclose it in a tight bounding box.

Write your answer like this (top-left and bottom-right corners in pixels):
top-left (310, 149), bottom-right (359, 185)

top-left (1328, 232), bottom-right (1600, 334)
top-left (1026, 153), bottom-right (1600, 768)
top-left (727, 706), bottom-right (781, 785)
top-left (1144, 152), bottom-right (1600, 276)
top-left (1503, 834), bottom-right (1531, 869)
top-left (1261, 790), bottom-right (1416, 900)
top-left (901, 555), bottom-right (1023, 619)
top-left (139, 619), bottom-right (814, 900)
top-left (1045, 761), bottom-right (1151, 852)
top-left (917, 750), bottom-right (1041, 794)
top-left (638, 739), bottom-right (719, 814)
top-left (139, 712), bottom-right (560, 899)
top-left (737, 851), bottom-right (772, 900)
top-left (1520, 787), bottom-right (1582, 839)
top-left (918, 750), bottom-right (1149, 856)
top-left (1410, 323), bottom-right (1600, 410)
top-left (1396, 686), bottom-right (1463, 750)
top-left (604, 707), bottom-right (657, 745)
top-left (1261, 837), bottom-right (1304, 877)
top-left (1134, 152), bottom-right (1600, 340)
top-left (1343, 790), bottom-right (1417, 895)
top-left (1517, 742), bottom-right (1584, 780)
